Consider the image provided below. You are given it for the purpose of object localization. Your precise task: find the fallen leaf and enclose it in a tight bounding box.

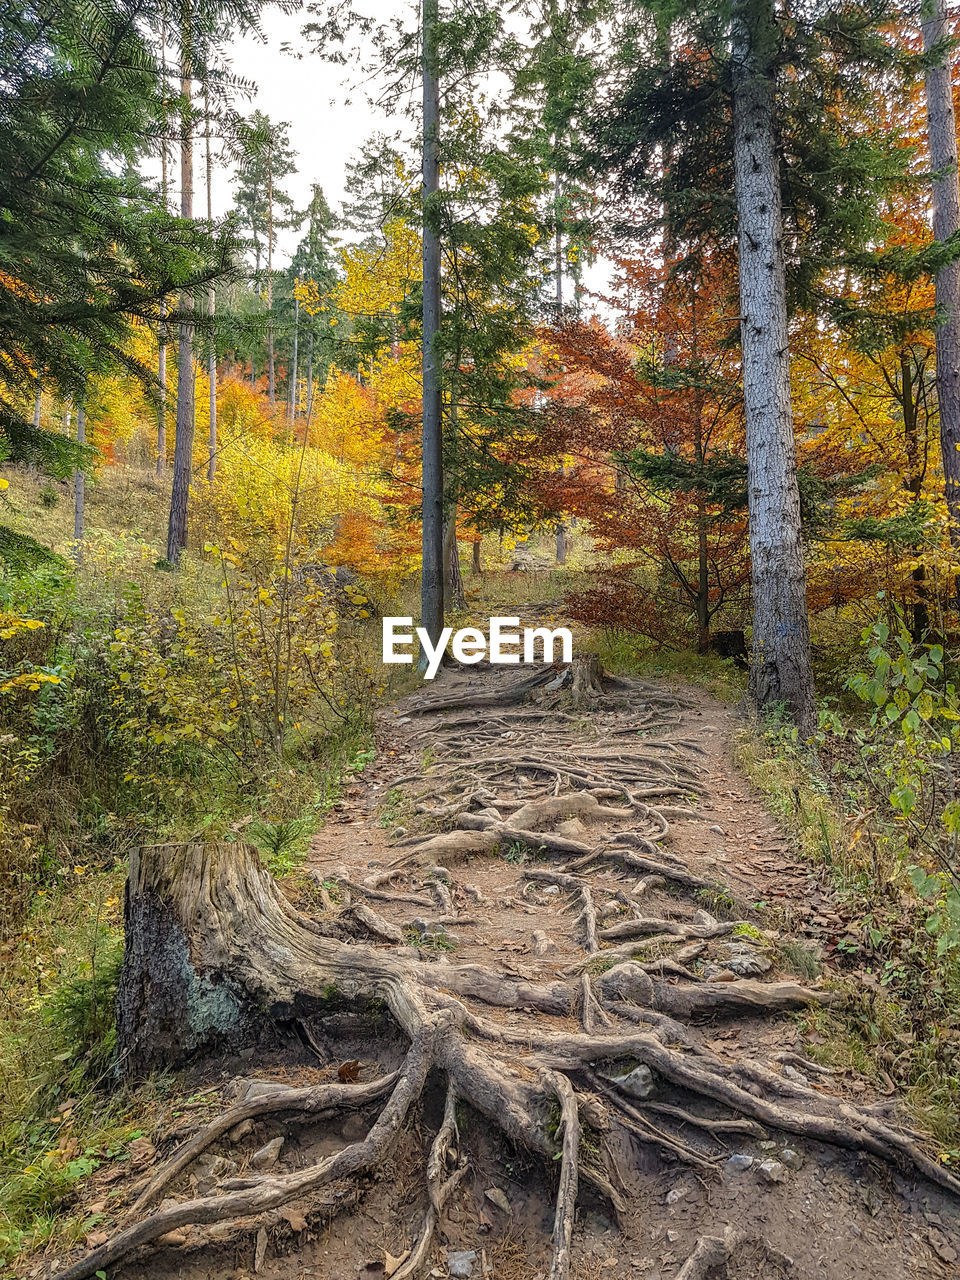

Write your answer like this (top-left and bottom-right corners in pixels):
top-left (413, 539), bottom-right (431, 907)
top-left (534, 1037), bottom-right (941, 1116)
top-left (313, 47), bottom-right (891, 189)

top-left (128, 1137), bottom-right (156, 1167)
top-left (484, 1186), bottom-right (511, 1214)
top-left (384, 1249), bottom-right (410, 1277)
top-left (337, 1060), bottom-right (361, 1082)
top-left (281, 1208), bottom-right (308, 1232)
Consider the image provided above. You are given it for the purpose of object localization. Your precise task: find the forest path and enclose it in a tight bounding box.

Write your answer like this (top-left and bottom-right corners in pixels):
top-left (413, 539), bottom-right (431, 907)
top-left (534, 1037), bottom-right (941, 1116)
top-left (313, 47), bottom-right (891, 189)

top-left (288, 660), bottom-right (960, 1279)
top-left (67, 661), bottom-right (960, 1280)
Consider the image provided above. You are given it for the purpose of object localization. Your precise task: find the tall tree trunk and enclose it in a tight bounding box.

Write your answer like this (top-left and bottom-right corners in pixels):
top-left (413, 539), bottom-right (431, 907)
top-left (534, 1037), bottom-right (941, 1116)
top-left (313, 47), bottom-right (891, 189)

top-left (922, 0), bottom-right (960, 547)
top-left (157, 12), bottom-right (169, 477)
top-left (555, 522), bottom-right (567, 564)
top-left (205, 80), bottom-right (216, 483)
top-left (443, 507), bottom-right (465, 611)
top-left (74, 396), bottom-right (86, 563)
top-left (420, 0), bottom-right (444, 656)
top-left (289, 287), bottom-right (299, 426)
top-left (472, 535), bottom-right (482, 574)
top-left (157, 330), bottom-right (167, 475)
top-left (731, 0), bottom-right (815, 733)
top-left (696, 499), bottom-right (710, 655)
top-left (306, 328), bottom-right (314, 425)
top-left (554, 159), bottom-right (563, 312)
top-left (267, 141), bottom-right (275, 410)
top-left (33, 382), bottom-right (41, 428)
top-left (901, 351), bottom-right (930, 640)
top-left (166, 0), bottom-right (195, 566)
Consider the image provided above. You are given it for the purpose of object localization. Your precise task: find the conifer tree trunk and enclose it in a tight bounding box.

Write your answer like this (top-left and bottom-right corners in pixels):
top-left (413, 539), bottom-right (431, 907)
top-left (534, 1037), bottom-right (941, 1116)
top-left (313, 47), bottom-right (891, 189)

top-left (289, 286), bottom-right (299, 425)
top-left (157, 329), bottom-right (167, 474)
top-left (205, 80), bottom-right (216, 482)
top-left (443, 507), bottom-right (465, 611)
top-left (306, 328), bottom-right (314, 423)
top-left (166, 0), bottom-right (195, 565)
top-left (74, 397), bottom-right (85, 562)
top-left (157, 14), bottom-right (169, 477)
top-left (731, 0), bottom-right (814, 733)
top-left (420, 0), bottom-right (444, 655)
top-left (33, 383), bottom-right (41, 428)
top-left (922, 0), bottom-right (960, 546)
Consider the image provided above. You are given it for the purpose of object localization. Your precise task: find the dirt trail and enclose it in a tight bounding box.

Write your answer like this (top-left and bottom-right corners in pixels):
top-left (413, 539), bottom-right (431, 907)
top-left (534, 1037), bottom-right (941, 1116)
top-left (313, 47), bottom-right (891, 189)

top-left (55, 662), bottom-right (960, 1280)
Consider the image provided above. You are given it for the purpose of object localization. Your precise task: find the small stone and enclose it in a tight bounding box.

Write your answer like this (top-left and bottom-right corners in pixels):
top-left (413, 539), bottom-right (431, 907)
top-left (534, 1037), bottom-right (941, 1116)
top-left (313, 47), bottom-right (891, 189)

top-left (693, 909), bottom-right (718, 929)
top-left (708, 825), bottom-right (725, 836)
top-left (532, 930), bottom-right (558, 957)
top-left (543, 885), bottom-right (561, 896)
top-left (666, 1230), bottom-right (680, 1243)
top-left (781, 1065), bottom-right (809, 1086)
top-left (720, 942), bottom-right (772, 976)
top-left (758, 1141), bottom-right (777, 1152)
top-left (757, 1159), bottom-right (787, 1183)
top-left (665, 1185), bottom-right (688, 1205)
top-left (393, 826), bottom-right (407, 837)
top-left (557, 818), bottom-right (585, 836)
top-left (447, 1250), bottom-right (478, 1278)
top-left (485, 1186), bottom-right (511, 1214)
top-left (723, 1154), bottom-right (754, 1174)
top-left (250, 1137), bottom-right (284, 1170)
top-left (597, 962), bottom-right (654, 1008)
top-left (607, 1064), bottom-right (655, 1100)
top-left (780, 1148), bottom-right (803, 1170)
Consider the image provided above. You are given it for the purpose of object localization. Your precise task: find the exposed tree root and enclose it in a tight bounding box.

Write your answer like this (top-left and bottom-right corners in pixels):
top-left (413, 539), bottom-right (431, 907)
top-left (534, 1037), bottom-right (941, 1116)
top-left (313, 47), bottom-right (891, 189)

top-left (390, 1080), bottom-right (466, 1280)
top-left (128, 1070), bottom-right (401, 1217)
top-left (543, 1069), bottom-right (579, 1280)
top-left (62, 1021), bottom-right (439, 1280)
top-left (675, 1226), bottom-right (742, 1279)
top-left (59, 664), bottom-right (960, 1280)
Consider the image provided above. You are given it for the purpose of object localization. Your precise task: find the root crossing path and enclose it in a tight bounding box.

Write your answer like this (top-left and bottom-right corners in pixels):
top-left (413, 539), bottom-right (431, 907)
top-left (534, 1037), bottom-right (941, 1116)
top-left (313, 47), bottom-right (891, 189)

top-left (55, 661), bottom-right (960, 1280)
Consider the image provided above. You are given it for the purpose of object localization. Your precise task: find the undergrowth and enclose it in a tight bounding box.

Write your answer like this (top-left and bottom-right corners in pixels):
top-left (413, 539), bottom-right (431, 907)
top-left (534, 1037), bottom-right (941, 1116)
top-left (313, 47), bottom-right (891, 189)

top-left (736, 720), bottom-right (960, 1153)
top-left (592, 628), bottom-right (747, 702)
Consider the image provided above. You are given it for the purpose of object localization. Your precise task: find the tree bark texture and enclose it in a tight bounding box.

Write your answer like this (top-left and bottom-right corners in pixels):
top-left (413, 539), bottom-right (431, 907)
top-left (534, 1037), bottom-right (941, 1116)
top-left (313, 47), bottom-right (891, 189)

top-left (420, 0), bottom-right (445, 657)
top-left (731, 0), bottom-right (815, 732)
top-left (166, 1), bottom-right (195, 565)
top-left (922, 0), bottom-right (960, 545)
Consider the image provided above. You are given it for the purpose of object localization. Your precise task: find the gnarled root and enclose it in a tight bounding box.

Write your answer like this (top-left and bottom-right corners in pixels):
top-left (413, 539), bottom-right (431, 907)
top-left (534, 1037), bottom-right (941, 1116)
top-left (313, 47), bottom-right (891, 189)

top-left (57, 718), bottom-right (960, 1280)
top-left (390, 1079), bottom-right (466, 1280)
top-left (543, 1069), bottom-right (580, 1280)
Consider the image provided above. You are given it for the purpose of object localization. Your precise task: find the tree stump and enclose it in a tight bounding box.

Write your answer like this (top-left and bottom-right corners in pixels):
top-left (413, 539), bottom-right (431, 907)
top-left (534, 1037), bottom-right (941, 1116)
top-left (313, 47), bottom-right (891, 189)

top-left (116, 843), bottom-right (260, 1076)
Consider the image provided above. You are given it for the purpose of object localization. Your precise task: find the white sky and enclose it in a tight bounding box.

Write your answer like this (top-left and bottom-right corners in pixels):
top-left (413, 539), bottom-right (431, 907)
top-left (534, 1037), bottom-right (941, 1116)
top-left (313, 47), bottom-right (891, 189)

top-left (205, 5), bottom-right (611, 298)
top-left (213, 5), bottom-right (409, 262)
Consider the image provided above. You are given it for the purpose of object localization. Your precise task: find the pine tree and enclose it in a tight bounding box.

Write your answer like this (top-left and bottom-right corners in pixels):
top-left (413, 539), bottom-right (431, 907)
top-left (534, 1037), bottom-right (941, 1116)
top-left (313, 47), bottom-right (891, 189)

top-left (0, 0), bottom-right (231, 566)
top-left (231, 111), bottom-right (299, 407)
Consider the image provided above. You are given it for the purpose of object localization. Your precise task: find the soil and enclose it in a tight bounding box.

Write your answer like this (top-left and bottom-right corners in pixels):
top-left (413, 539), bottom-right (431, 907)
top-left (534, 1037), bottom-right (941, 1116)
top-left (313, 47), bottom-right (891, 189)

top-left (43, 664), bottom-right (960, 1280)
